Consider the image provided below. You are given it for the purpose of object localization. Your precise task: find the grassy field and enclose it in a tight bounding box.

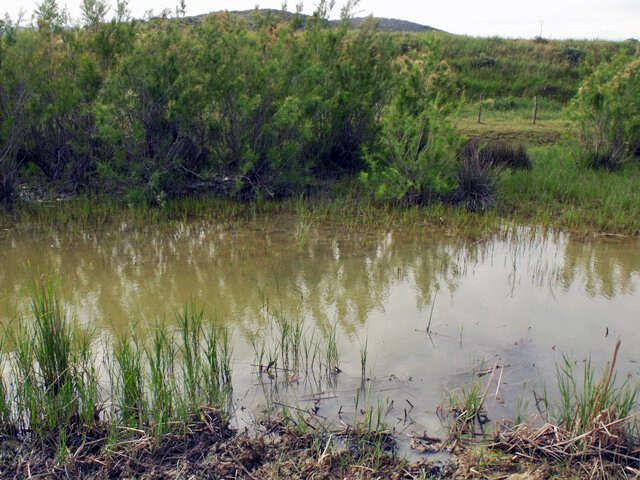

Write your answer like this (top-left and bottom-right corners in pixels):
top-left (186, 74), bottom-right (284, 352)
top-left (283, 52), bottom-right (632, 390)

top-left (497, 146), bottom-right (640, 235)
top-left (455, 101), bottom-right (568, 145)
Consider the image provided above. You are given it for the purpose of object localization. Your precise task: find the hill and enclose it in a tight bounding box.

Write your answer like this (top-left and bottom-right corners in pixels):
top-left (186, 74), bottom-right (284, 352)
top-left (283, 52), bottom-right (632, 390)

top-left (187, 8), bottom-right (442, 33)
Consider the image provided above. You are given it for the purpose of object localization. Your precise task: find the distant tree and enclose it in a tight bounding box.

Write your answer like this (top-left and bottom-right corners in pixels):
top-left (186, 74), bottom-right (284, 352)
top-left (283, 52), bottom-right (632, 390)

top-left (175, 0), bottom-right (186, 18)
top-left (115, 0), bottom-right (131, 23)
top-left (81, 0), bottom-right (109, 28)
top-left (33, 0), bottom-right (66, 31)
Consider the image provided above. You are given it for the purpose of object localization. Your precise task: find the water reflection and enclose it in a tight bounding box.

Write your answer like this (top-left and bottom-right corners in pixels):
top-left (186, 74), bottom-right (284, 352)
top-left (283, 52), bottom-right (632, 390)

top-left (1, 223), bottom-right (639, 339)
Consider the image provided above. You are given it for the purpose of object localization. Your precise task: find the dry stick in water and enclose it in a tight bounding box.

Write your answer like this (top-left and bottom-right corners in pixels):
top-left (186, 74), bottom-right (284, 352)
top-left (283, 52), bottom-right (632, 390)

top-left (495, 365), bottom-right (504, 402)
top-left (479, 363), bottom-right (498, 413)
top-left (426, 291), bottom-right (438, 334)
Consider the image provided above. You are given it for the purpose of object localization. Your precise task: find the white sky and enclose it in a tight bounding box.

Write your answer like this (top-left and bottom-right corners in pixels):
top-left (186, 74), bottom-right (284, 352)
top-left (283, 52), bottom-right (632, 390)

top-left (4, 0), bottom-right (640, 40)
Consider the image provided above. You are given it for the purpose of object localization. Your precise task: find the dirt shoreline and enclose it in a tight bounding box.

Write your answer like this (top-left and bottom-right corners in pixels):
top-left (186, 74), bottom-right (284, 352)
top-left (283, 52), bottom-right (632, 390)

top-left (0, 410), bottom-right (456, 479)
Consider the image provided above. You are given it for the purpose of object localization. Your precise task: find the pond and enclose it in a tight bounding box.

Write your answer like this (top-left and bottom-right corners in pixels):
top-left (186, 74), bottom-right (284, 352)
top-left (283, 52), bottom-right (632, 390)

top-left (1, 218), bottom-right (639, 449)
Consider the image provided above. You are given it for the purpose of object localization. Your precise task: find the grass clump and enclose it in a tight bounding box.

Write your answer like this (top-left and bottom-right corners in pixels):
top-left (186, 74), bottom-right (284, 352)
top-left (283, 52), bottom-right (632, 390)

top-left (9, 278), bottom-right (100, 443)
top-left (455, 151), bottom-right (495, 212)
top-left (441, 364), bottom-right (497, 440)
top-left (250, 310), bottom-right (340, 391)
top-left (113, 335), bottom-right (145, 429)
top-left (0, 281), bottom-right (233, 451)
top-left (553, 341), bottom-right (636, 446)
top-left (462, 138), bottom-right (532, 170)
top-left (495, 341), bottom-right (639, 473)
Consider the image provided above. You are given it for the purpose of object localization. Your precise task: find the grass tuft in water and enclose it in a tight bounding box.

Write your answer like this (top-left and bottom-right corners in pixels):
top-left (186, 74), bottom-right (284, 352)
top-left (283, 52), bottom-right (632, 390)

top-left (0, 281), bottom-right (234, 446)
top-left (113, 334), bottom-right (146, 428)
top-left (7, 280), bottom-right (100, 443)
top-left (554, 340), bottom-right (637, 441)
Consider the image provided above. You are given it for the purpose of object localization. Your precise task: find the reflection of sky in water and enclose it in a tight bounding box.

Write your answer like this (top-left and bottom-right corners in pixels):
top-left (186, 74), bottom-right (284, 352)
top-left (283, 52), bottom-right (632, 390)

top-left (0, 222), bottom-right (639, 431)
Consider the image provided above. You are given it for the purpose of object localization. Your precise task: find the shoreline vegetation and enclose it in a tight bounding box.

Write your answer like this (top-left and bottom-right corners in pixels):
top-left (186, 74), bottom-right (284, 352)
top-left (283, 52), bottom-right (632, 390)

top-left (0, 282), bottom-right (638, 479)
top-left (3, 158), bottom-right (640, 237)
top-left (0, 3), bottom-right (639, 233)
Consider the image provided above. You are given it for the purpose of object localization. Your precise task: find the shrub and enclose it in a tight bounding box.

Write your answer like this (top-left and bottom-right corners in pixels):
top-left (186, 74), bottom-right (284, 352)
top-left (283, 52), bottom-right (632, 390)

top-left (361, 105), bottom-right (459, 205)
top-left (571, 55), bottom-right (640, 169)
top-left (461, 139), bottom-right (532, 170)
top-left (360, 56), bottom-right (460, 205)
top-left (96, 12), bottom-right (394, 201)
top-left (455, 148), bottom-right (495, 212)
top-left (0, 159), bottom-right (18, 205)
top-left (557, 46), bottom-right (586, 66)
top-left (471, 55), bottom-right (497, 69)
top-left (0, 17), bottom-right (26, 204)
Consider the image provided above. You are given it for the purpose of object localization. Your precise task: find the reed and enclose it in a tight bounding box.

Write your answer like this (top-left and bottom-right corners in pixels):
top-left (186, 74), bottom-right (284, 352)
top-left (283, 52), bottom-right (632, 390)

top-left (360, 337), bottom-right (368, 386)
top-left (251, 311), bottom-right (341, 391)
top-left (179, 305), bottom-right (204, 412)
top-left (0, 334), bottom-right (11, 430)
top-left (30, 279), bottom-right (73, 395)
top-left (324, 322), bottom-right (339, 378)
top-left (554, 341), bottom-right (636, 440)
top-left (5, 280), bottom-right (100, 442)
top-left (0, 281), bottom-right (234, 446)
top-left (113, 335), bottom-right (145, 428)
top-left (203, 322), bottom-right (233, 408)
top-left (146, 323), bottom-right (176, 436)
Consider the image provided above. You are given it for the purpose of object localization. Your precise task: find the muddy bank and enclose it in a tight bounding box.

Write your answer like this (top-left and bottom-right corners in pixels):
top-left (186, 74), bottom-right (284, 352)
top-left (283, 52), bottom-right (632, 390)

top-left (0, 410), bottom-right (453, 479)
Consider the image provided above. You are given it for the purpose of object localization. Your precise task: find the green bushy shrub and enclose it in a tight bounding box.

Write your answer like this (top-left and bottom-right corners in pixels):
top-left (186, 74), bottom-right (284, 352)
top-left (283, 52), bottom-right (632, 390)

top-left (360, 56), bottom-right (461, 204)
top-left (571, 55), bottom-right (640, 169)
top-left (96, 12), bottom-right (394, 201)
top-left (0, 17), bottom-right (24, 204)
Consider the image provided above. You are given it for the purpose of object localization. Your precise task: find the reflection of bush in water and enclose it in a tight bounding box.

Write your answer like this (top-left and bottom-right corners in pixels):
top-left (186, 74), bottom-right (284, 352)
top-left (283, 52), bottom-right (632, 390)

top-left (0, 226), bottom-right (637, 337)
top-left (560, 239), bottom-right (640, 299)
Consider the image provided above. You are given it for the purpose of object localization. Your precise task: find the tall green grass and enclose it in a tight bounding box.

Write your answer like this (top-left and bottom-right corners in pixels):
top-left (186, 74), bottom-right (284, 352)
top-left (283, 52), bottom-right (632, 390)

top-left (0, 282), bottom-right (233, 446)
top-left (250, 311), bottom-right (341, 390)
top-left (113, 335), bottom-right (145, 428)
top-left (553, 342), bottom-right (637, 439)
top-left (498, 145), bottom-right (640, 234)
top-left (7, 279), bottom-right (100, 442)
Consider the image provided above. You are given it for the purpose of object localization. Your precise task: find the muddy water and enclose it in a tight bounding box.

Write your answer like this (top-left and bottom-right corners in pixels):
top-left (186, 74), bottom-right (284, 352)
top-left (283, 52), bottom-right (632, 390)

top-left (1, 219), bottom-right (639, 444)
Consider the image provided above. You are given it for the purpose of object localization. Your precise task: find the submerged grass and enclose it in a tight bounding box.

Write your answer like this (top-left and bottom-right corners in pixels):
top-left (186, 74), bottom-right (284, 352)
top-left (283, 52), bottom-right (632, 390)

top-left (250, 310), bottom-right (341, 392)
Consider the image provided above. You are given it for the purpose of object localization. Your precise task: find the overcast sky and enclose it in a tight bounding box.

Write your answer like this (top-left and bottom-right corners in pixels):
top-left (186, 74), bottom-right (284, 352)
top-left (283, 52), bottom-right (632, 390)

top-left (4, 0), bottom-right (639, 40)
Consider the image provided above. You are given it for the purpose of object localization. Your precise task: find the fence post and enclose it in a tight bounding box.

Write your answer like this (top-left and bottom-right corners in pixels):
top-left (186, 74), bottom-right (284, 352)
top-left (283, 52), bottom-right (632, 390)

top-left (532, 95), bottom-right (538, 125)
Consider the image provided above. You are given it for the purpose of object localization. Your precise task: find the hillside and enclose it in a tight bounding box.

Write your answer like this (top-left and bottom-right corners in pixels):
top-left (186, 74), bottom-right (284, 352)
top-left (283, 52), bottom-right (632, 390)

top-left (187, 8), bottom-right (442, 33)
